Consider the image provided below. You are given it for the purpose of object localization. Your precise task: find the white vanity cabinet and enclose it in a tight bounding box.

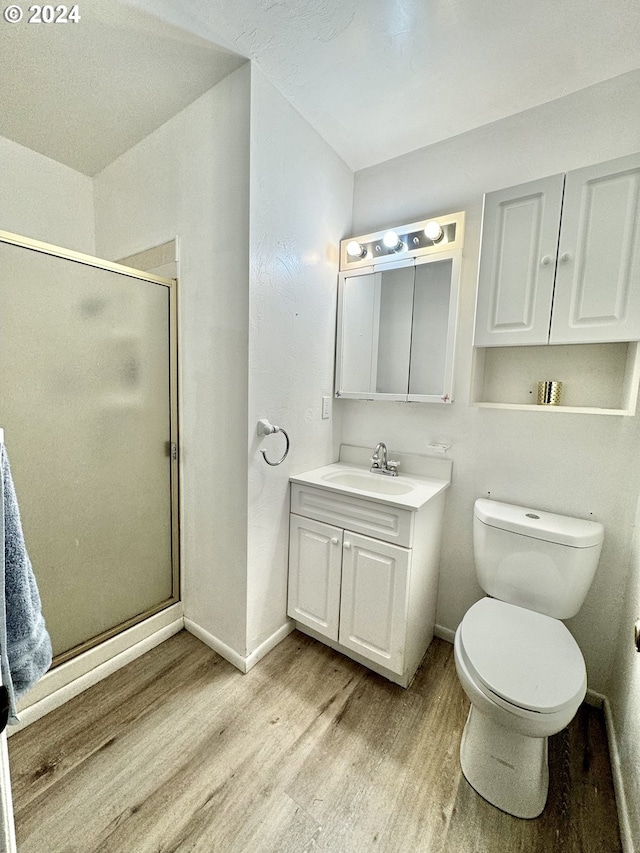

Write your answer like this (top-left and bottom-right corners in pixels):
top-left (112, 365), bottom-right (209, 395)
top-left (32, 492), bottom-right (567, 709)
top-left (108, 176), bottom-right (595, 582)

top-left (474, 153), bottom-right (640, 347)
top-left (288, 480), bottom-right (446, 687)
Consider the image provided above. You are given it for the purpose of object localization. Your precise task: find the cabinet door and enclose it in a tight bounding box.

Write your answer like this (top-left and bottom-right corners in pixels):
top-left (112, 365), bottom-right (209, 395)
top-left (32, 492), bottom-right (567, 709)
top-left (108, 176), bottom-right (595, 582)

top-left (550, 154), bottom-right (640, 344)
top-left (474, 174), bottom-right (564, 346)
top-left (288, 515), bottom-right (342, 641)
top-left (338, 532), bottom-right (410, 675)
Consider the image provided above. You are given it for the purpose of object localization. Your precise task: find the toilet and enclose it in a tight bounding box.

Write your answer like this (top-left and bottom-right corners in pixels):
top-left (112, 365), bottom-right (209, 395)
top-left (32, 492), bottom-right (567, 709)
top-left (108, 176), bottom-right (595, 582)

top-left (454, 498), bottom-right (604, 819)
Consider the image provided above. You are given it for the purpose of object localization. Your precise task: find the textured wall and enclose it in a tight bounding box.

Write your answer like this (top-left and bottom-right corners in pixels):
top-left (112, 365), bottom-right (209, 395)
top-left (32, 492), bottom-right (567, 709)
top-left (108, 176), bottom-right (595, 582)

top-left (0, 136), bottom-right (95, 253)
top-left (347, 72), bottom-right (640, 695)
top-left (608, 485), bottom-right (640, 851)
top-left (246, 67), bottom-right (353, 654)
top-left (94, 65), bottom-right (252, 653)
top-left (92, 62), bottom-right (354, 660)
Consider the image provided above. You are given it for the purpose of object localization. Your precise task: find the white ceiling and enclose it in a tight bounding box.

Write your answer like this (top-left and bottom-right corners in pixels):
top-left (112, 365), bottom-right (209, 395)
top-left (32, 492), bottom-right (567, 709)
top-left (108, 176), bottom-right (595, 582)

top-left (0, 1), bottom-right (245, 175)
top-left (1, 0), bottom-right (639, 176)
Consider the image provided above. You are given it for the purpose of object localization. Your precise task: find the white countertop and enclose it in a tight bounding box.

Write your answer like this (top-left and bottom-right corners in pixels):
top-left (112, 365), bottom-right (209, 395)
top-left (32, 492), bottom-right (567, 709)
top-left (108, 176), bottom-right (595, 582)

top-left (290, 462), bottom-right (450, 511)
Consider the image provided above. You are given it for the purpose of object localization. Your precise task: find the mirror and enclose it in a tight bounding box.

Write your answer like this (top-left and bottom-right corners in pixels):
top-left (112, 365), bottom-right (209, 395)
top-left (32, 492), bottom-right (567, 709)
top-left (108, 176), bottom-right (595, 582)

top-left (339, 263), bottom-right (413, 397)
top-left (335, 253), bottom-right (461, 403)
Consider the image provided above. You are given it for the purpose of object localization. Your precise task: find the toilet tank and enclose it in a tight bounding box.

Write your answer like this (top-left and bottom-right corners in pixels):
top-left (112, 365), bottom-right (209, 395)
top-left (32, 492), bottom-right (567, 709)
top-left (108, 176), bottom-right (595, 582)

top-left (473, 498), bottom-right (604, 619)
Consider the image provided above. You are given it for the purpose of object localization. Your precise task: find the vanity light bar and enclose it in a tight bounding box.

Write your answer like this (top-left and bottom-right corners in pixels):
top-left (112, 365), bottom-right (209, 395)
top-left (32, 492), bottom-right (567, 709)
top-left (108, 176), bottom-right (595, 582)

top-left (340, 211), bottom-right (465, 271)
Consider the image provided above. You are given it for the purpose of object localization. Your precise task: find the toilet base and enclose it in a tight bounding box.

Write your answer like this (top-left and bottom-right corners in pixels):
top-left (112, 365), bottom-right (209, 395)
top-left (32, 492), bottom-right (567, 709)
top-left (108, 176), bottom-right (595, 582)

top-left (459, 706), bottom-right (549, 819)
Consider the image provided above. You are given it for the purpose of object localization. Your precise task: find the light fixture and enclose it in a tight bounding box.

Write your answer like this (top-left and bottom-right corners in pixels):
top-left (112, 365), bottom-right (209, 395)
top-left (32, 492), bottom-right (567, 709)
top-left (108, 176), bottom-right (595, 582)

top-left (340, 211), bottom-right (464, 270)
top-left (382, 230), bottom-right (404, 251)
top-left (424, 221), bottom-right (444, 243)
top-left (346, 240), bottom-right (366, 258)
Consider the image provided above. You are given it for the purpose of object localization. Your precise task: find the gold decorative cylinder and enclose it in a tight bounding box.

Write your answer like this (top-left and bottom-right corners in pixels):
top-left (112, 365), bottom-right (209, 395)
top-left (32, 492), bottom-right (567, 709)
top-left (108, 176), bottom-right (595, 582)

top-left (537, 380), bottom-right (563, 406)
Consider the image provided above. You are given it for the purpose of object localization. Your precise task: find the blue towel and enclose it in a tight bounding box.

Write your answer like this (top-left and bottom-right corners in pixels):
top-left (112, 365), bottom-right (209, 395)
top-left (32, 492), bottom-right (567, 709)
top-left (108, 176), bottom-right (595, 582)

top-left (1, 445), bottom-right (52, 723)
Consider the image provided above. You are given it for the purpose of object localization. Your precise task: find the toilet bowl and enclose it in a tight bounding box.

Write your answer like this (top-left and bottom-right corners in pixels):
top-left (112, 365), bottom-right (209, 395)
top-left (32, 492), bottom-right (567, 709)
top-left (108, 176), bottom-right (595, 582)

top-left (454, 500), bottom-right (604, 819)
top-left (454, 598), bottom-right (586, 818)
top-left (454, 498), bottom-right (604, 818)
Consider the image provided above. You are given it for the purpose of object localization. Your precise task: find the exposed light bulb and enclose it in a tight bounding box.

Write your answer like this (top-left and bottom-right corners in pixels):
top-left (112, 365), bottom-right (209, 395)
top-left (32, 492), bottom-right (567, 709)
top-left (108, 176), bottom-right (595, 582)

top-left (424, 221), bottom-right (444, 242)
top-left (346, 240), bottom-right (366, 258)
top-left (382, 231), bottom-right (403, 251)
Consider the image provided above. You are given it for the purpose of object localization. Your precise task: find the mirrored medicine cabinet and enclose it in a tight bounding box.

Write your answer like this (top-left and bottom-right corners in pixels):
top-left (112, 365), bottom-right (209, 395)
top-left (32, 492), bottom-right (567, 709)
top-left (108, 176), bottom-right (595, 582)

top-left (335, 212), bottom-right (465, 403)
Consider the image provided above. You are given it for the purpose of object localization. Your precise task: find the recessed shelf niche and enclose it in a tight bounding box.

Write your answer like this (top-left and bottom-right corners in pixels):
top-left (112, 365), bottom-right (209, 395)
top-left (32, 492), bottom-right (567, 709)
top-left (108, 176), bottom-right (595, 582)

top-left (470, 342), bottom-right (640, 416)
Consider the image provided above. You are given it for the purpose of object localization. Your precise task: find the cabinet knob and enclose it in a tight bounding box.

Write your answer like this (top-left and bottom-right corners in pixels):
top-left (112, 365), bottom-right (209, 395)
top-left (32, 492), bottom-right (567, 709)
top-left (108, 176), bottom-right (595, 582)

top-left (560, 252), bottom-right (572, 263)
top-left (540, 255), bottom-right (552, 266)
top-left (331, 537), bottom-right (339, 545)
top-left (343, 541), bottom-right (352, 550)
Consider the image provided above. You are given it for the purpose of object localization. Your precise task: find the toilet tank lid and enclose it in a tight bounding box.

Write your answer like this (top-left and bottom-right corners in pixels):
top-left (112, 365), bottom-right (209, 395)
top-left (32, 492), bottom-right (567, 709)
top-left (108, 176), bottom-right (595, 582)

top-left (474, 499), bottom-right (604, 548)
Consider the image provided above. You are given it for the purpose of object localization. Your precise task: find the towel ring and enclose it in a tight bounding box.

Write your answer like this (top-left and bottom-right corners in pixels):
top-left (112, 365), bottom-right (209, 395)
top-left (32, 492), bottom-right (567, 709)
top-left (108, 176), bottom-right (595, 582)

top-left (257, 419), bottom-right (290, 466)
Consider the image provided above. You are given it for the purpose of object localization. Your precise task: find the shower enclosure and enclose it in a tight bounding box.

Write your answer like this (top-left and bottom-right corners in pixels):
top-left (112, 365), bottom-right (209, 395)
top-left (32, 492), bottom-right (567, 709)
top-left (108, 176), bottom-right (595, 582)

top-left (0, 231), bottom-right (179, 666)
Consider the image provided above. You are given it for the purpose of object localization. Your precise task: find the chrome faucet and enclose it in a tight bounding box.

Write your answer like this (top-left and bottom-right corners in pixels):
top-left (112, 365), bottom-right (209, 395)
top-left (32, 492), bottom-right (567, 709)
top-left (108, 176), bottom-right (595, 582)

top-left (370, 442), bottom-right (399, 476)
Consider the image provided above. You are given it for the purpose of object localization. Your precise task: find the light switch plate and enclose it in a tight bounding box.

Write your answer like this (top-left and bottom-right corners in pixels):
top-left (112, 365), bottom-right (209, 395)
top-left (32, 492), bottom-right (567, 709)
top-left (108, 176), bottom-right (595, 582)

top-left (321, 396), bottom-right (330, 419)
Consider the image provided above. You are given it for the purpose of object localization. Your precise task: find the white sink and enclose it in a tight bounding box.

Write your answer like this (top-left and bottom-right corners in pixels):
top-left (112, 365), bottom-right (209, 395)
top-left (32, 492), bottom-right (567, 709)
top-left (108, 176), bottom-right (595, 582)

top-left (321, 470), bottom-right (414, 495)
top-left (290, 462), bottom-right (450, 510)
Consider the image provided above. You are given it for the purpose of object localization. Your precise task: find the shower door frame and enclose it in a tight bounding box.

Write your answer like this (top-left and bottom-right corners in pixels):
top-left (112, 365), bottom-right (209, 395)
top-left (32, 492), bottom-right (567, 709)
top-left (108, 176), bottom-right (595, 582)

top-left (0, 230), bottom-right (180, 667)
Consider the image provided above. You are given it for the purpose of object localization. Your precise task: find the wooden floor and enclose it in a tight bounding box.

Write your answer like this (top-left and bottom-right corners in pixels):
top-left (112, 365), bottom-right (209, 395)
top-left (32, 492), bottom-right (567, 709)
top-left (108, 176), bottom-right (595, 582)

top-left (8, 631), bottom-right (621, 853)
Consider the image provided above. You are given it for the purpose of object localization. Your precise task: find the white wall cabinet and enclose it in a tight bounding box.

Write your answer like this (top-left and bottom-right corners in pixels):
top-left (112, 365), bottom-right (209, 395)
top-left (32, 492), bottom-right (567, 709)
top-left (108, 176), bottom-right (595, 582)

top-left (474, 153), bottom-right (640, 347)
top-left (288, 483), bottom-right (446, 687)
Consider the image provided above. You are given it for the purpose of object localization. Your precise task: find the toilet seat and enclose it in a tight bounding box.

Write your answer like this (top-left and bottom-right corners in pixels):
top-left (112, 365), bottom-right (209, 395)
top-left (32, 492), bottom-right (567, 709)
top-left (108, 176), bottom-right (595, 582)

top-left (458, 598), bottom-right (586, 715)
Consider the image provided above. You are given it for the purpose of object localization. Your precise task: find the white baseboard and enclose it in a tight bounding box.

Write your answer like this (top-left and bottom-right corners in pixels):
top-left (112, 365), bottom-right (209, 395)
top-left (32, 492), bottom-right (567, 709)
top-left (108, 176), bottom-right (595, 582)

top-left (602, 696), bottom-right (635, 853)
top-left (184, 618), bottom-right (295, 674)
top-left (434, 624), bottom-right (455, 644)
top-left (9, 606), bottom-right (184, 734)
top-left (184, 619), bottom-right (248, 671)
top-left (245, 621), bottom-right (296, 671)
top-left (576, 685), bottom-right (632, 850)
top-left (584, 688), bottom-right (605, 709)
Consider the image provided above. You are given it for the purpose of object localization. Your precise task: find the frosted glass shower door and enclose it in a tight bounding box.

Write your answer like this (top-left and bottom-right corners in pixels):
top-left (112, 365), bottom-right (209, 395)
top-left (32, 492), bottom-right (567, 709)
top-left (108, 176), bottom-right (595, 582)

top-left (0, 234), bottom-right (178, 661)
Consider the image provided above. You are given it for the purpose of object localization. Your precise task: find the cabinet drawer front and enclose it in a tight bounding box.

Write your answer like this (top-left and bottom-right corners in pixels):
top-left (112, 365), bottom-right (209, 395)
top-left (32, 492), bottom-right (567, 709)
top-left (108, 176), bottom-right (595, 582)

top-left (339, 532), bottom-right (410, 675)
top-left (288, 515), bottom-right (342, 641)
top-left (291, 484), bottom-right (413, 547)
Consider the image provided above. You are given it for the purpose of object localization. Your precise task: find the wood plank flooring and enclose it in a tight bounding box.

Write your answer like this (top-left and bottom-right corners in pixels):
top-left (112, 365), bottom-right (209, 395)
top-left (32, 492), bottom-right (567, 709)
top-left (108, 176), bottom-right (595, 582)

top-left (8, 631), bottom-right (622, 853)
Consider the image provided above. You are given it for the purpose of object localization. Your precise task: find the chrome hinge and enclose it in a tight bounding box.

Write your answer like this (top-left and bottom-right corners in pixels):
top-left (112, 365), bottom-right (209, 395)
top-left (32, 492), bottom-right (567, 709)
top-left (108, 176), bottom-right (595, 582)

top-left (170, 442), bottom-right (177, 461)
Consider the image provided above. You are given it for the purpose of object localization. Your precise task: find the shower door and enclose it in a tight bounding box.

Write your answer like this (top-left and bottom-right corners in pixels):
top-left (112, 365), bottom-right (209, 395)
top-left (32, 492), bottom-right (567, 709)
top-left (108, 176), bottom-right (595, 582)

top-left (0, 232), bottom-right (179, 663)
